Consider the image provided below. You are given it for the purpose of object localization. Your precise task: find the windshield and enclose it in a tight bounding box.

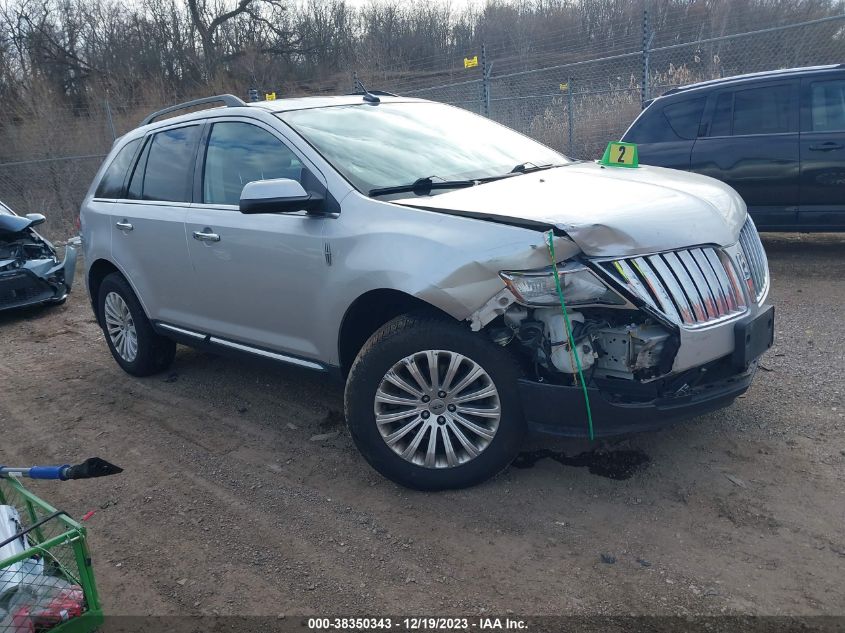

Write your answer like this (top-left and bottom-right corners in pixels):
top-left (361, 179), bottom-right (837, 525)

top-left (277, 102), bottom-right (568, 195)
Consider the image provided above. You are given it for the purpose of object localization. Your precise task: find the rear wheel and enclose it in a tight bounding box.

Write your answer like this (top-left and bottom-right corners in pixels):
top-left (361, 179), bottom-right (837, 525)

top-left (97, 273), bottom-right (175, 376)
top-left (345, 314), bottom-right (525, 490)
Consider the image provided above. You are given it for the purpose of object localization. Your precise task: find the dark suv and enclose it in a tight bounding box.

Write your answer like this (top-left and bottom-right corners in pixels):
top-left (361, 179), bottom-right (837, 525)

top-left (622, 65), bottom-right (845, 231)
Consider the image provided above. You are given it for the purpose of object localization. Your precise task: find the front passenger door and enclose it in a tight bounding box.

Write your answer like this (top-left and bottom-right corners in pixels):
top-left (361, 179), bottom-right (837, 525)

top-left (185, 120), bottom-right (330, 361)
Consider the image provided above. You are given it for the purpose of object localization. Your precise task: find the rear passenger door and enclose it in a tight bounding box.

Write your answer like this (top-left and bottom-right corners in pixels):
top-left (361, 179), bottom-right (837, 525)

top-left (109, 123), bottom-right (201, 324)
top-left (185, 119), bottom-right (330, 360)
top-left (623, 96), bottom-right (706, 170)
top-left (799, 75), bottom-right (845, 229)
top-left (691, 80), bottom-right (800, 229)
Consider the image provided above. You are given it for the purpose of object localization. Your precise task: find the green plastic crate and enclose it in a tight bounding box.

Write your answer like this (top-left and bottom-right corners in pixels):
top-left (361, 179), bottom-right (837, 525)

top-left (0, 477), bottom-right (102, 633)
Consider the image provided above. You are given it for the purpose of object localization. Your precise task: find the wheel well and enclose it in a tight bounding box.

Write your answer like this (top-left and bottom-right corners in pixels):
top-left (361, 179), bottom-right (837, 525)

top-left (338, 289), bottom-right (451, 377)
top-left (87, 259), bottom-right (121, 320)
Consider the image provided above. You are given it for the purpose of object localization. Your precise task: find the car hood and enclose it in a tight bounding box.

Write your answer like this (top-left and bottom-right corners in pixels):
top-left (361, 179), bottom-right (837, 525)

top-left (394, 162), bottom-right (747, 258)
top-left (0, 213), bottom-right (36, 235)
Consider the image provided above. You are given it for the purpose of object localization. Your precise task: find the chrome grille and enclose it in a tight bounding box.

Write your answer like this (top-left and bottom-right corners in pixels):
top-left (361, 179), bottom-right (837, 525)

top-left (738, 218), bottom-right (769, 302)
top-left (601, 247), bottom-right (747, 327)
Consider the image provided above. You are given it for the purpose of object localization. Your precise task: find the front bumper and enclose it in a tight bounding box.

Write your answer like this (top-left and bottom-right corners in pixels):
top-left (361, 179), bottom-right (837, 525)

top-left (0, 245), bottom-right (76, 311)
top-left (519, 363), bottom-right (755, 438)
top-left (520, 305), bottom-right (773, 438)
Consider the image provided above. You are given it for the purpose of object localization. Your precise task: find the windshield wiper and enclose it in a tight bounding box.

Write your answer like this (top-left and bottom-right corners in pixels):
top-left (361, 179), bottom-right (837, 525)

top-left (509, 162), bottom-right (564, 174)
top-left (369, 176), bottom-right (476, 198)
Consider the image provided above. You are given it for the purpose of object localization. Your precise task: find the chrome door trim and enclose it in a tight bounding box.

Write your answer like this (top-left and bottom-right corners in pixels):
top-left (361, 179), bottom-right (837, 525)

top-left (157, 323), bottom-right (206, 340)
top-left (208, 336), bottom-right (325, 370)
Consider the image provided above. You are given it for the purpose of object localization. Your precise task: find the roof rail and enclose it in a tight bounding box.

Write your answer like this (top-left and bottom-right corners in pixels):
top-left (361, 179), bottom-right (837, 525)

top-left (141, 94), bottom-right (246, 126)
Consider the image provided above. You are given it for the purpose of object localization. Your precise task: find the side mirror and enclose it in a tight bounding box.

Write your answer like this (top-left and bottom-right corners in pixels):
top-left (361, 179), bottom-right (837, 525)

top-left (239, 179), bottom-right (324, 214)
top-left (25, 213), bottom-right (46, 227)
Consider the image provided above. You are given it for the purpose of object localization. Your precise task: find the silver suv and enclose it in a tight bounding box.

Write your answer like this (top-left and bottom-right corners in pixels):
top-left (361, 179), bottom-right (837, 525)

top-left (80, 92), bottom-right (773, 490)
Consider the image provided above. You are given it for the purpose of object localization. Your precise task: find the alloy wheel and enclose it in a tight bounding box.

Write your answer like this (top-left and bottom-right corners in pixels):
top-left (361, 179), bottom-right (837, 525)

top-left (104, 291), bottom-right (138, 362)
top-left (373, 350), bottom-right (501, 468)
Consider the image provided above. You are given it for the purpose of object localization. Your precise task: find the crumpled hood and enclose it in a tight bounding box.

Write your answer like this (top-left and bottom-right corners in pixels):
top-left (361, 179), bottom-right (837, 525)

top-left (395, 162), bottom-right (747, 258)
top-left (0, 212), bottom-right (36, 235)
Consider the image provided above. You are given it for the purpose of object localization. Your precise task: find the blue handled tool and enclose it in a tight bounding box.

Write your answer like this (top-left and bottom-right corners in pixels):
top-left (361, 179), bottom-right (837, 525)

top-left (0, 457), bottom-right (123, 481)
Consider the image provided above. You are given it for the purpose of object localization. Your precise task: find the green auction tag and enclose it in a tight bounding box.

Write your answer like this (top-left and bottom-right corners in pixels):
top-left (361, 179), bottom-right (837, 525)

top-left (600, 141), bottom-right (638, 168)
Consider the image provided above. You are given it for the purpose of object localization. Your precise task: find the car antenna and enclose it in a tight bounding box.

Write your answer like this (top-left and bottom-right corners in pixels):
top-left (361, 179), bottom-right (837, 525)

top-left (354, 79), bottom-right (380, 104)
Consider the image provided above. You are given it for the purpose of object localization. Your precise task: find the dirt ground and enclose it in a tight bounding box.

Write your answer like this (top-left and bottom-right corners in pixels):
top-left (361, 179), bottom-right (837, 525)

top-left (1, 233), bottom-right (843, 617)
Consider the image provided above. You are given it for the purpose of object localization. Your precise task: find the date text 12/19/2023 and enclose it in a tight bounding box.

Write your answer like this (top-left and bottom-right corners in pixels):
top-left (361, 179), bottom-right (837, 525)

top-left (307, 617), bottom-right (528, 630)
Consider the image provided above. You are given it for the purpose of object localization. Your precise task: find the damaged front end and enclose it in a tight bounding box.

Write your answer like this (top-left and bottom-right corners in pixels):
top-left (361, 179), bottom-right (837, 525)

top-left (469, 218), bottom-right (772, 438)
top-left (0, 210), bottom-right (76, 312)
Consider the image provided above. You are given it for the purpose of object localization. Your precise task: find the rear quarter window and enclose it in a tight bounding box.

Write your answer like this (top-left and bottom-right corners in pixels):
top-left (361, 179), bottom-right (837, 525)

top-left (625, 97), bottom-right (705, 143)
top-left (95, 138), bottom-right (141, 198)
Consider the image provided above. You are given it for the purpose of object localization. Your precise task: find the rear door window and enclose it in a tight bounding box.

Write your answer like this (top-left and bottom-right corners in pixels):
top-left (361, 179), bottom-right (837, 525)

top-left (809, 79), bottom-right (845, 132)
top-left (709, 84), bottom-right (794, 136)
top-left (95, 138), bottom-right (141, 198)
top-left (127, 125), bottom-right (201, 202)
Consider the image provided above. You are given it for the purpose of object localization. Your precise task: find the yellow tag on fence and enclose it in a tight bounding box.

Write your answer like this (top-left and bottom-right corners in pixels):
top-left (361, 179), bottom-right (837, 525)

top-left (464, 56), bottom-right (479, 69)
top-left (600, 141), bottom-right (639, 168)
top-left (559, 82), bottom-right (569, 91)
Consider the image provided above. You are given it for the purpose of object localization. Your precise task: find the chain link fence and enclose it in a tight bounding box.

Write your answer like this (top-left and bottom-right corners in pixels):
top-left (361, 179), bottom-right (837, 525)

top-left (0, 9), bottom-right (843, 240)
top-left (392, 11), bottom-right (845, 159)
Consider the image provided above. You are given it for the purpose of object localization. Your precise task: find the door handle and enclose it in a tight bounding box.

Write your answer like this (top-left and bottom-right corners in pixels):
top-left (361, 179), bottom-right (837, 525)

top-left (809, 142), bottom-right (844, 151)
top-left (115, 220), bottom-right (133, 231)
top-left (193, 229), bottom-right (221, 242)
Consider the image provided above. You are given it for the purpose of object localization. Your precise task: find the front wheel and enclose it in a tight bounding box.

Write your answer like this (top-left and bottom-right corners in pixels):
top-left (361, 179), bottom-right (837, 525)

top-left (345, 314), bottom-right (525, 490)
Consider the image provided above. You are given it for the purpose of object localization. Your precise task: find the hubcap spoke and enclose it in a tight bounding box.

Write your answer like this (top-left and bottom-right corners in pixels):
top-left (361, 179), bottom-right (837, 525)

top-left (440, 425), bottom-right (458, 467)
top-left (450, 412), bottom-right (496, 441)
top-left (449, 366), bottom-right (484, 397)
top-left (375, 389), bottom-right (419, 407)
top-left (374, 349), bottom-right (501, 469)
top-left (405, 356), bottom-right (430, 393)
top-left (453, 384), bottom-right (498, 404)
top-left (383, 370), bottom-right (424, 399)
top-left (384, 416), bottom-right (424, 445)
top-left (401, 422), bottom-right (431, 460)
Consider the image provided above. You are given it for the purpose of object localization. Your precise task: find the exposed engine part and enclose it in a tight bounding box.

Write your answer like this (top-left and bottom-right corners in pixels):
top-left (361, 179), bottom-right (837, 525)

top-left (0, 236), bottom-right (57, 272)
top-left (592, 324), bottom-right (671, 380)
top-left (534, 307), bottom-right (596, 373)
top-left (499, 303), bottom-right (674, 381)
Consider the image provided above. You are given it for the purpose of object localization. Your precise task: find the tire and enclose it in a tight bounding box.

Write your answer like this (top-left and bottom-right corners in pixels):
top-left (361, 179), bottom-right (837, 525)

top-left (345, 314), bottom-right (525, 490)
top-left (97, 272), bottom-right (176, 377)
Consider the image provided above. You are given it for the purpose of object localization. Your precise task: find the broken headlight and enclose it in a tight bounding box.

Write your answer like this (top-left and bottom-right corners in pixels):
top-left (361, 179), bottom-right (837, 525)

top-left (500, 263), bottom-right (625, 307)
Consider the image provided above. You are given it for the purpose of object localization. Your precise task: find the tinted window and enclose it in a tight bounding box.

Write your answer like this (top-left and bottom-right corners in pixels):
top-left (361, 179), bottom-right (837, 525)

top-left (203, 122), bottom-right (304, 205)
top-left (710, 92), bottom-right (733, 136)
top-left (624, 98), bottom-right (703, 144)
top-left (662, 98), bottom-right (705, 139)
top-left (810, 79), bottom-right (845, 132)
top-left (95, 138), bottom-right (141, 198)
top-left (130, 126), bottom-right (200, 202)
top-left (711, 85), bottom-right (793, 136)
top-left (733, 85), bottom-right (792, 135)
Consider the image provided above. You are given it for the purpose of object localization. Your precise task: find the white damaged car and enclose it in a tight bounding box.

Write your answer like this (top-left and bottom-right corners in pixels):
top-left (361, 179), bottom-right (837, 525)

top-left (80, 93), bottom-right (773, 489)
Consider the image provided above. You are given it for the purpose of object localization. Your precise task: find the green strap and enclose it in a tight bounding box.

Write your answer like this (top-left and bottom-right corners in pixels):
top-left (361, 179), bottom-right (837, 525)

top-left (545, 230), bottom-right (595, 440)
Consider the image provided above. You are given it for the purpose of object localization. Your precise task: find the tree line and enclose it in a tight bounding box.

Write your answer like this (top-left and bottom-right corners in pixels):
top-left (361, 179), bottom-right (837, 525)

top-left (0, 0), bottom-right (842, 117)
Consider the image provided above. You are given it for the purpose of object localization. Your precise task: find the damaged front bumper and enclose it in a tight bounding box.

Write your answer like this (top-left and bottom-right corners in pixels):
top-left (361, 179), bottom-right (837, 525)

top-left (520, 361), bottom-right (756, 438)
top-left (0, 245), bottom-right (76, 311)
top-left (519, 306), bottom-right (774, 438)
